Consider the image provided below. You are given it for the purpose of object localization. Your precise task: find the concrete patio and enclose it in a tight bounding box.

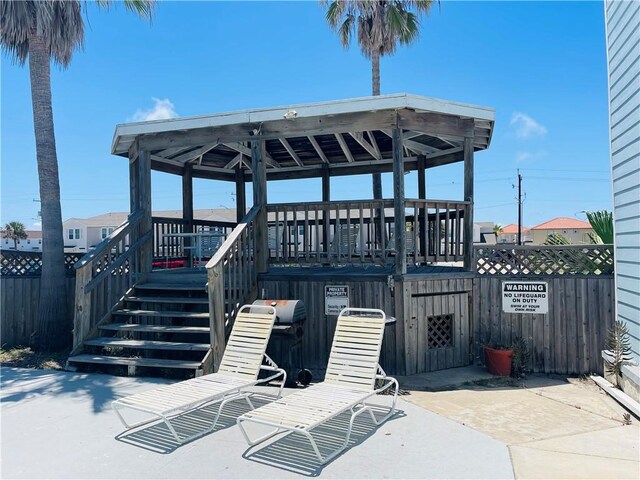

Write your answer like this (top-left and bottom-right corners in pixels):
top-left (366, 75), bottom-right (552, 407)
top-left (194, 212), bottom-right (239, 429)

top-left (1, 367), bottom-right (512, 479)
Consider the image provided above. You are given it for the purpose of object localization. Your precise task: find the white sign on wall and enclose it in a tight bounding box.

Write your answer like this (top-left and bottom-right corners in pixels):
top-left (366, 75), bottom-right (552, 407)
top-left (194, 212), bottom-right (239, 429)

top-left (325, 285), bottom-right (349, 316)
top-left (502, 281), bottom-right (549, 314)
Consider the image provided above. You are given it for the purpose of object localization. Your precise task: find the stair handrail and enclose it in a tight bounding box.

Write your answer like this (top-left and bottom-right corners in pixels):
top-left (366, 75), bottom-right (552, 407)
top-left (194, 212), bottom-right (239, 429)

top-left (72, 210), bottom-right (150, 353)
top-left (206, 205), bottom-right (260, 372)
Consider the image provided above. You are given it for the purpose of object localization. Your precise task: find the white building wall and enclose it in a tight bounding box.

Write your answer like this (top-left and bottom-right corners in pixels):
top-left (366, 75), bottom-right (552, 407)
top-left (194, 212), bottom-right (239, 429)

top-left (63, 221), bottom-right (88, 252)
top-left (606, 0), bottom-right (640, 360)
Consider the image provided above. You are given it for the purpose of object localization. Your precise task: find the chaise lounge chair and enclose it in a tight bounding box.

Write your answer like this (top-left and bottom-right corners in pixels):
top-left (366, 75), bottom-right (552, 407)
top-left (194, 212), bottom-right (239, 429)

top-left (112, 304), bottom-right (285, 444)
top-left (236, 307), bottom-right (398, 464)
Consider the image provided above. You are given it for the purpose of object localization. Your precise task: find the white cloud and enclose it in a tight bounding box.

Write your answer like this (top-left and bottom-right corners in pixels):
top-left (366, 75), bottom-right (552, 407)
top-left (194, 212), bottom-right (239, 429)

top-left (31, 221), bottom-right (42, 229)
top-left (129, 98), bottom-right (177, 122)
top-left (510, 112), bottom-right (547, 139)
top-left (515, 151), bottom-right (534, 163)
top-left (515, 150), bottom-right (547, 163)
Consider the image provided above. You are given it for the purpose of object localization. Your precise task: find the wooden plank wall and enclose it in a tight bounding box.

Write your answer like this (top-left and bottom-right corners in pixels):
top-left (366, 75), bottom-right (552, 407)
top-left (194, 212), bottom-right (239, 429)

top-left (258, 278), bottom-right (397, 377)
top-left (1, 277), bottom-right (76, 348)
top-left (401, 277), bottom-right (474, 376)
top-left (473, 276), bottom-right (615, 374)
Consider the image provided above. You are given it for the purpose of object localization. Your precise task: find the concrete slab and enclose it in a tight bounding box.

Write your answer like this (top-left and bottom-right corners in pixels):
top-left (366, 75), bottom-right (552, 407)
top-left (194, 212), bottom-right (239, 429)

top-left (408, 387), bottom-right (619, 445)
top-left (0, 368), bottom-right (513, 479)
top-left (403, 373), bottom-right (640, 479)
top-left (510, 424), bottom-right (640, 479)
top-left (396, 365), bottom-right (495, 391)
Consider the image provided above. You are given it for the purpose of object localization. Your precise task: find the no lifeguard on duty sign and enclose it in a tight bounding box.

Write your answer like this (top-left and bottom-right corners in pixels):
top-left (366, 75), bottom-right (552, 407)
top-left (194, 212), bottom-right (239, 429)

top-left (502, 281), bottom-right (549, 314)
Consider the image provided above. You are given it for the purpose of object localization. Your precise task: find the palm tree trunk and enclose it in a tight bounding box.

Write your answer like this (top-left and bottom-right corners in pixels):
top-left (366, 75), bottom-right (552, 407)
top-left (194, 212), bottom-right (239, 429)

top-left (371, 51), bottom-right (384, 248)
top-left (372, 50), bottom-right (381, 96)
top-left (28, 34), bottom-right (69, 351)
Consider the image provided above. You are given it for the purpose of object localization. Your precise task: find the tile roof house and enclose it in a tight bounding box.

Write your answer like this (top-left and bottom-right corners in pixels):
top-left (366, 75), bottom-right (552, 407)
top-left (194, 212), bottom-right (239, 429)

top-left (530, 217), bottom-right (594, 245)
top-left (496, 224), bottom-right (532, 244)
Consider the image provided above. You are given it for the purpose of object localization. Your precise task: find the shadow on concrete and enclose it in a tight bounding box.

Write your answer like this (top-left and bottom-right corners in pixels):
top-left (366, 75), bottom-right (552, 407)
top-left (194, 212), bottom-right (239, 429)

top-left (0, 367), bottom-right (168, 414)
top-left (115, 396), bottom-right (270, 454)
top-left (241, 406), bottom-right (406, 477)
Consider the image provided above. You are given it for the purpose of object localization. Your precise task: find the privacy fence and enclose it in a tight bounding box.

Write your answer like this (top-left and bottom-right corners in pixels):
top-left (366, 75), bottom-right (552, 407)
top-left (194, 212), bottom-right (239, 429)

top-left (1, 251), bottom-right (78, 348)
top-left (1, 245), bottom-right (616, 378)
top-left (473, 245), bottom-right (615, 374)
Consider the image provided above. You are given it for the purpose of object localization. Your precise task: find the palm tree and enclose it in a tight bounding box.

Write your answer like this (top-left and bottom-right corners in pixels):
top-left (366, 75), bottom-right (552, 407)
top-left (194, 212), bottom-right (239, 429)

top-left (1, 0), bottom-right (153, 351)
top-left (322, 0), bottom-right (437, 200)
top-left (493, 224), bottom-right (503, 235)
top-left (3, 221), bottom-right (28, 249)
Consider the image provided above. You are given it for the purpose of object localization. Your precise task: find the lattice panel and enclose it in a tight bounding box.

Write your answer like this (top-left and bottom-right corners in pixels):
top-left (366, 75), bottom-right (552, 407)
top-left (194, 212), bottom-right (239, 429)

top-left (475, 245), bottom-right (614, 276)
top-left (1, 250), bottom-right (80, 277)
top-left (427, 314), bottom-right (453, 349)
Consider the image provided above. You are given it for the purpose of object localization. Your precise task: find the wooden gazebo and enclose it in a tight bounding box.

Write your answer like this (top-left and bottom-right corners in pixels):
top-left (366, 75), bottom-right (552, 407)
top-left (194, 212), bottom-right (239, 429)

top-left (70, 93), bottom-right (495, 377)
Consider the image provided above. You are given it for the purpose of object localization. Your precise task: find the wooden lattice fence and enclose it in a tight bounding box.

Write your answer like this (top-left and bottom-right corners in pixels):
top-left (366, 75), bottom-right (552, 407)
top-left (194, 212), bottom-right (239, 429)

top-left (1, 250), bottom-right (81, 277)
top-left (475, 245), bottom-right (614, 276)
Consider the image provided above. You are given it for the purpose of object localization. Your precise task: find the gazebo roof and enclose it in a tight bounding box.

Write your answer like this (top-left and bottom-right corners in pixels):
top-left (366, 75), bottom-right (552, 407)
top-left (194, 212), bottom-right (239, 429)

top-left (112, 93), bottom-right (495, 182)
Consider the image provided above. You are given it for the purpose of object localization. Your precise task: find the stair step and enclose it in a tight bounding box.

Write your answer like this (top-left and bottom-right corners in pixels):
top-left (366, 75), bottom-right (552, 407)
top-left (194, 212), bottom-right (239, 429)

top-left (125, 295), bottom-right (209, 305)
top-left (99, 323), bottom-right (209, 334)
top-left (84, 337), bottom-right (210, 351)
top-left (113, 309), bottom-right (209, 319)
top-left (136, 283), bottom-right (206, 291)
top-left (67, 354), bottom-right (202, 370)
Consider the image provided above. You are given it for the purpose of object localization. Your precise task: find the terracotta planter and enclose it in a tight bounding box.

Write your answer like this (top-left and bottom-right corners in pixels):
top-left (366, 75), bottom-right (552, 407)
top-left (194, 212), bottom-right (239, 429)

top-left (483, 346), bottom-right (513, 376)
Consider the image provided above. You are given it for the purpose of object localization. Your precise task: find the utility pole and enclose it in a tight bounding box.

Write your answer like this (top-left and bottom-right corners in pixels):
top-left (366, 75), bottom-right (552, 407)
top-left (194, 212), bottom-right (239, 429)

top-left (517, 170), bottom-right (523, 245)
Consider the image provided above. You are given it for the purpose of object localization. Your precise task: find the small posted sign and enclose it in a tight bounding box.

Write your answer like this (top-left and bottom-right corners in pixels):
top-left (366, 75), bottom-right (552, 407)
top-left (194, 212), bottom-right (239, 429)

top-left (325, 285), bottom-right (349, 316)
top-left (502, 281), bottom-right (549, 314)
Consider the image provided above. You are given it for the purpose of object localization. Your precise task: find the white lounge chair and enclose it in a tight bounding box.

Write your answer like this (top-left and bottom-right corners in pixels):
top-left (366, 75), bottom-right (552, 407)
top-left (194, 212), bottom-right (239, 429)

top-left (237, 307), bottom-right (398, 464)
top-left (112, 304), bottom-right (285, 444)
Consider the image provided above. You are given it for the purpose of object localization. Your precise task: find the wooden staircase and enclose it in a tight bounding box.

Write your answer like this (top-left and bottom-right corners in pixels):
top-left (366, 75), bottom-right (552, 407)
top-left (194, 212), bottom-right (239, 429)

top-left (67, 271), bottom-right (211, 378)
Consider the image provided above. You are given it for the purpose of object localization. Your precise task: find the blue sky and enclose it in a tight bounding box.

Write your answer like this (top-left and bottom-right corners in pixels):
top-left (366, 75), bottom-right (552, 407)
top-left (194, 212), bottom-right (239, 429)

top-left (2, 1), bottom-right (612, 230)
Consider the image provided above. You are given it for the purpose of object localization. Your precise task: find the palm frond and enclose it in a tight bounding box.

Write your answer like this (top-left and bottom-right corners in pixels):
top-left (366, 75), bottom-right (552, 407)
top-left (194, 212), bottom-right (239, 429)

top-left (0, 0), bottom-right (32, 64)
top-left (95, 0), bottom-right (154, 19)
top-left (544, 233), bottom-right (570, 245)
top-left (320, 0), bottom-right (436, 60)
top-left (338, 14), bottom-right (355, 48)
top-left (586, 210), bottom-right (614, 244)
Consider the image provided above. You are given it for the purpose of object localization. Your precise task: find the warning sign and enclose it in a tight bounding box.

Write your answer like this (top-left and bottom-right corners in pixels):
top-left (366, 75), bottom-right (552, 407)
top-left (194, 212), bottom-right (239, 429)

top-left (502, 281), bottom-right (548, 314)
top-left (325, 285), bottom-right (349, 316)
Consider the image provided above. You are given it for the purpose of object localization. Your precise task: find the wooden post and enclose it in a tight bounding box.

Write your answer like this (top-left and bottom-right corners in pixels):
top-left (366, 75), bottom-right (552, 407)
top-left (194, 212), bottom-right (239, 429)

top-left (392, 128), bottom-right (406, 275)
top-left (183, 163), bottom-right (194, 266)
top-left (129, 154), bottom-right (139, 214)
top-left (417, 155), bottom-right (426, 262)
top-left (207, 264), bottom-right (225, 372)
top-left (138, 148), bottom-right (153, 274)
top-left (72, 263), bottom-right (93, 353)
top-left (252, 140), bottom-right (268, 273)
top-left (235, 166), bottom-right (246, 223)
top-left (463, 137), bottom-right (474, 271)
top-left (322, 165), bottom-right (330, 256)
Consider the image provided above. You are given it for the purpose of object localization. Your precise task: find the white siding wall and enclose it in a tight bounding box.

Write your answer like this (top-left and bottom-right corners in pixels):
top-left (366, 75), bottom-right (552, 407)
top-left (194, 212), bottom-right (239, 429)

top-left (606, 0), bottom-right (640, 360)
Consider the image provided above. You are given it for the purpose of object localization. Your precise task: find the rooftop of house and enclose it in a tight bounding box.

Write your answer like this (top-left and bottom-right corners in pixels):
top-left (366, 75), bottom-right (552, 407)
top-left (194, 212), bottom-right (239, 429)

top-left (64, 209), bottom-right (236, 227)
top-left (531, 217), bottom-right (592, 230)
top-left (500, 224), bottom-right (530, 234)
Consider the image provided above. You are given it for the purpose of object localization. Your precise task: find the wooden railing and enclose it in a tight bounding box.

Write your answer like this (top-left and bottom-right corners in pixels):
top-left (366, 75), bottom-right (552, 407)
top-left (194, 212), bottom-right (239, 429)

top-left (72, 211), bottom-right (151, 352)
top-left (266, 199), bottom-right (469, 266)
top-left (152, 216), bottom-right (236, 260)
top-left (475, 244), bottom-right (615, 276)
top-left (206, 206), bottom-right (259, 369)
